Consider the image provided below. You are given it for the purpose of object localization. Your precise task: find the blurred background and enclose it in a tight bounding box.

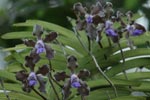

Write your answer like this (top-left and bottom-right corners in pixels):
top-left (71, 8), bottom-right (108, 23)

top-left (0, 0), bottom-right (149, 68)
top-left (0, 0), bottom-right (148, 47)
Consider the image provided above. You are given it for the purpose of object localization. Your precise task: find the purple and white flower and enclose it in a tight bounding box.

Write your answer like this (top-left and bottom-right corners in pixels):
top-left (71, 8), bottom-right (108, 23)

top-left (70, 74), bottom-right (81, 88)
top-left (35, 40), bottom-right (45, 54)
top-left (28, 72), bottom-right (37, 87)
top-left (85, 14), bottom-right (93, 23)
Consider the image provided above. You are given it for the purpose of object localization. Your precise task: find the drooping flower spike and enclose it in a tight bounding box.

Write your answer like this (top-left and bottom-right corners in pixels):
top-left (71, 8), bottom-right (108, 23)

top-left (16, 24), bottom-right (57, 94)
top-left (16, 65), bottom-right (50, 93)
top-left (24, 24), bottom-right (57, 60)
top-left (73, 1), bottom-right (106, 50)
top-left (54, 55), bottom-right (90, 99)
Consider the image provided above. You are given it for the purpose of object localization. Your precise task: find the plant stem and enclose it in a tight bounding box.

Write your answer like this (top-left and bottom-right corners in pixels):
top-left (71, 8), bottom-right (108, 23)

top-left (107, 37), bottom-right (112, 47)
top-left (106, 91), bottom-right (111, 100)
top-left (48, 60), bottom-right (60, 100)
top-left (0, 79), bottom-right (11, 100)
top-left (48, 60), bottom-right (63, 88)
top-left (98, 41), bottom-right (103, 48)
top-left (73, 28), bottom-right (89, 53)
top-left (50, 75), bottom-right (63, 88)
top-left (56, 39), bottom-right (68, 58)
top-left (87, 36), bottom-right (91, 51)
top-left (32, 87), bottom-right (47, 100)
top-left (90, 54), bottom-right (118, 97)
top-left (81, 96), bottom-right (86, 100)
top-left (73, 27), bottom-right (118, 97)
top-left (117, 42), bottom-right (128, 80)
top-left (48, 73), bottom-right (60, 100)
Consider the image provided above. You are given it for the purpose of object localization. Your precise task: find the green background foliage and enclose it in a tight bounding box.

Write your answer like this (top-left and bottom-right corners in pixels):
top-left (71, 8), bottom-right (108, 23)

top-left (0, 0), bottom-right (150, 100)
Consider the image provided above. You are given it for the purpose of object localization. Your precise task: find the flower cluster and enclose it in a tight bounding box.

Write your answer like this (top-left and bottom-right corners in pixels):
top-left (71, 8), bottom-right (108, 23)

top-left (54, 55), bottom-right (90, 100)
top-left (16, 24), bottom-right (57, 93)
top-left (73, 1), bottom-right (146, 48)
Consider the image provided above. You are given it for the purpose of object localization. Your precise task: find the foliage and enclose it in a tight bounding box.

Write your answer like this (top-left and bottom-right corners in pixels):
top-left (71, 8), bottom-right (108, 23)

top-left (0, 1), bottom-right (150, 100)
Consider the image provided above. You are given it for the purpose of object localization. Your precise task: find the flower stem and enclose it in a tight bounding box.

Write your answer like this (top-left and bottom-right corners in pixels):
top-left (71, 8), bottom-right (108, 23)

top-left (90, 54), bottom-right (118, 97)
top-left (0, 79), bottom-right (10, 100)
top-left (56, 39), bottom-right (68, 58)
top-left (73, 27), bottom-right (118, 97)
top-left (48, 73), bottom-right (60, 100)
top-left (32, 87), bottom-right (47, 100)
top-left (107, 37), bottom-right (112, 47)
top-left (50, 75), bottom-right (63, 88)
top-left (48, 60), bottom-right (60, 100)
top-left (81, 96), bottom-right (86, 100)
top-left (87, 36), bottom-right (91, 51)
top-left (98, 41), bottom-right (103, 48)
top-left (117, 42), bottom-right (128, 80)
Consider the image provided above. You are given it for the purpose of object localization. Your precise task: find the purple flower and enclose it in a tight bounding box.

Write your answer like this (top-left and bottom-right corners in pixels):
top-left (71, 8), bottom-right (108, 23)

top-left (105, 20), bottom-right (113, 29)
top-left (71, 74), bottom-right (81, 88)
top-left (71, 82), bottom-right (81, 88)
top-left (28, 72), bottom-right (37, 87)
top-left (132, 29), bottom-right (143, 36)
top-left (126, 25), bottom-right (134, 34)
top-left (105, 28), bottom-right (118, 37)
top-left (29, 80), bottom-right (37, 87)
top-left (85, 14), bottom-right (93, 23)
top-left (126, 25), bottom-right (144, 36)
top-left (35, 40), bottom-right (45, 54)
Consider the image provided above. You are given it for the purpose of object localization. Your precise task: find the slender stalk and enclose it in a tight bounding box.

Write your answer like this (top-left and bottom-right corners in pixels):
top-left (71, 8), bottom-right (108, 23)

top-left (87, 36), bottom-right (91, 51)
top-left (48, 60), bottom-right (60, 100)
top-left (98, 41), bottom-right (103, 48)
top-left (117, 42), bottom-right (128, 80)
top-left (73, 28), bottom-right (89, 53)
top-left (90, 54), bottom-right (118, 97)
top-left (0, 79), bottom-right (11, 100)
top-left (48, 73), bottom-right (60, 100)
top-left (73, 27), bottom-right (118, 97)
top-left (81, 96), bottom-right (86, 100)
top-left (50, 75), bottom-right (63, 88)
top-left (106, 91), bottom-right (111, 100)
top-left (56, 39), bottom-right (68, 58)
top-left (48, 60), bottom-right (62, 88)
top-left (32, 87), bottom-right (47, 100)
top-left (107, 37), bottom-right (112, 47)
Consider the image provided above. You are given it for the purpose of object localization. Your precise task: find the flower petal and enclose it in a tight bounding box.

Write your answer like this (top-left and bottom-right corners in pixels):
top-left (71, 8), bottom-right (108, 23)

top-left (35, 40), bottom-right (45, 54)
top-left (78, 69), bottom-right (90, 79)
top-left (45, 44), bottom-right (54, 60)
top-left (43, 32), bottom-right (58, 42)
top-left (54, 71), bottom-right (69, 81)
top-left (23, 39), bottom-right (36, 47)
top-left (36, 65), bottom-right (49, 76)
top-left (32, 24), bottom-right (43, 38)
top-left (28, 72), bottom-right (37, 87)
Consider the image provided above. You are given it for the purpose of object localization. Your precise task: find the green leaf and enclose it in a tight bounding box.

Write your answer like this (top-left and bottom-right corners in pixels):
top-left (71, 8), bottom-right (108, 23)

top-left (132, 81), bottom-right (150, 92)
top-left (0, 70), bottom-right (18, 83)
top-left (106, 58), bottom-right (150, 77)
top-left (3, 44), bottom-right (30, 51)
top-left (1, 31), bottom-right (33, 39)
top-left (0, 92), bottom-right (40, 100)
top-left (111, 96), bottom-right (146, 100)
top-left (88, 78), bottom-right (140, 88)
top-left (72, 88), bottom-right (130, 100)
top-left (115, 72), bottom-right (150, 80)
top-left (13, 20), bottom-right (74, 38)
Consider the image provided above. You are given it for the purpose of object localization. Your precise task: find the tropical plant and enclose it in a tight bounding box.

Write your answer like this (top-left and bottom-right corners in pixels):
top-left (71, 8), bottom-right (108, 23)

top-left (0, 1), bottom-right (150, 100)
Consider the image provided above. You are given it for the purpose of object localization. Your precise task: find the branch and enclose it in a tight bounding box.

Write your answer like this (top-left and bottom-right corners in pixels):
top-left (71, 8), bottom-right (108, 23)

top-left (117, 42), bottom-right (128, 80)
top-left (48, 73), bottom-right (60, 100)
top-left (0, 79), bottom-right (11, 100)
top-left (73, 27), bottom-right (118, 97)
top-left (32, 87), bottom-right (47, 100)
top-left (48, 60), bottom-right (60, 100)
